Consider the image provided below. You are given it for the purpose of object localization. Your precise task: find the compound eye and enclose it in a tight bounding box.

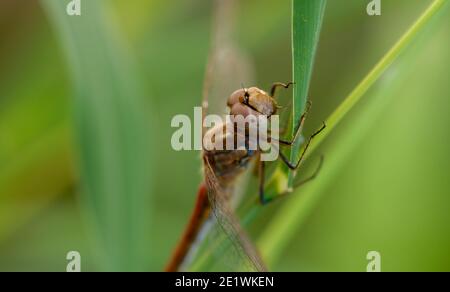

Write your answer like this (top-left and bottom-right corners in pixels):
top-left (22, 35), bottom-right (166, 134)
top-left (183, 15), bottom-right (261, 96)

top-left (243, 90), bottom-right (250, 104)
top-left (239, 95), bottom-right (249, 104)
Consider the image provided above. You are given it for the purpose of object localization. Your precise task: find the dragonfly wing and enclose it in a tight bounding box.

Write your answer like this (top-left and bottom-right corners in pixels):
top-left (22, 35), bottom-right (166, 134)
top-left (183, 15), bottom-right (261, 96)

top-left (192, 0), bottom-right (262, 272)
top-left (202, 154), bottom-right (267, 272)
top-left (202, 0), bottom-right (254, 137)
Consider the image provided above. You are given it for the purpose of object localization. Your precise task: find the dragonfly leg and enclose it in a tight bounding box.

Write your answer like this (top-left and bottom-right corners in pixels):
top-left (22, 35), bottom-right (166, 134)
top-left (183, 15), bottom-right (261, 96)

top-left (270, 81), bottom-right (294, 97)
top-left (278, 101), bottom-right (312, 146)
top-left (260, 155), bottom-right (324, 205)
top-left (278, 122), bottom-right (326, 170)
top-left (258, 159), bottom-right (266, 204)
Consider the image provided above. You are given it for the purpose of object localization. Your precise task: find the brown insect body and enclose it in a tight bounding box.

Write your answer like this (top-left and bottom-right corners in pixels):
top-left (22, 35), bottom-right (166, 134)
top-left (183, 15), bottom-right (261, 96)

top-left (165, 82), bottom-right (325, 272)
top-left (204, 87), bottom-right (277, 187)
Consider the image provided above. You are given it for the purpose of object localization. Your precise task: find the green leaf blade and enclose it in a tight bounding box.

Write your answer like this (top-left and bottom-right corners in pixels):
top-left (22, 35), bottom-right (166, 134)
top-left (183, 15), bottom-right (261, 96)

top-left (291, 0), bottom-right (327, 122)
top-left (259, 0), bottom-right (449, 267)
top-left (41, 0), bottom-right (156, 271)
top-left (288, 0), bottom-right (327, 186)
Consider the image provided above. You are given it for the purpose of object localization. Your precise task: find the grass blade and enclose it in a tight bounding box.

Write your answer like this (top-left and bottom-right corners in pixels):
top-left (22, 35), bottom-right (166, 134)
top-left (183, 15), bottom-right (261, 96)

top-left (266, 0), bottom-right (327, 195)
top-left (0, 124), bottom-right (73, 242)
top-left (41, 0), bottom-right (155, 271)
top-left (288, 0), bottom-right (327, 186)
top-left (300, 0), bottom-right (448, 157)
top-left (258, 0), bottom-right (448, 266)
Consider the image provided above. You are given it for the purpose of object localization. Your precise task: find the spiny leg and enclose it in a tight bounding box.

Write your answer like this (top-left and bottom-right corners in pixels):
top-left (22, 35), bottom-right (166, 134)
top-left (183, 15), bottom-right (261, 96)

top-left (261, 123), bottom-right (325, 204)
top-left (270, 81), bottom-right (294, 98)
top-left (258, 158), bottom-right (266, 204)
top-left (267, 100), bottom-right (309, 143)
top-left (260, 99), bottom-right (325, 204)
top-left (277, 101), bottom-right (312, 146)
top-left (260, 156), bottom-right (324, 205)
top-left (278, 122), bottom-right (326, 170)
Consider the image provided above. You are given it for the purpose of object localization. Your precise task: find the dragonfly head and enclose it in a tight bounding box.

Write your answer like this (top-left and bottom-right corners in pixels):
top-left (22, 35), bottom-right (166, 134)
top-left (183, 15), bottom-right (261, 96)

top-left (227, 87), bottom-right (277, 118)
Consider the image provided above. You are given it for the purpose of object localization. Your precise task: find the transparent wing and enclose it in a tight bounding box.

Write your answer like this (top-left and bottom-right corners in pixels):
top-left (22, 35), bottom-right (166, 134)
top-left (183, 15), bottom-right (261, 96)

top-left (186, 0), bottom-right (263, 272)
top-left (202, 0), bottom-right (254, 131)
top-left (199, 154), bottom-right (267, 272)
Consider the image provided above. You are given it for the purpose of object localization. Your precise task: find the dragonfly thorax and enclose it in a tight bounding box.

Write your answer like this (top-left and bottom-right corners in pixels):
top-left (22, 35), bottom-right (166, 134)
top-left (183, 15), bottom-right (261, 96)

top-left (203, 120), bottom-right (260, 185)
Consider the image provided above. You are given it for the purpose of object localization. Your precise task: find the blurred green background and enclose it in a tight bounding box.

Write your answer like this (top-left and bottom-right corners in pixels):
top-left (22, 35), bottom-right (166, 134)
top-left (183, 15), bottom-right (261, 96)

top-left (0, 0), bottom-right (448, 271)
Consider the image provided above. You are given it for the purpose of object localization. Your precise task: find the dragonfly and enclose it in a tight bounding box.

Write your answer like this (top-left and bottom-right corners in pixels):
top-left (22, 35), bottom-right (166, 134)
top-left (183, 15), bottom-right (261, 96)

top-left (164, 0), bottom-right (325, 272)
